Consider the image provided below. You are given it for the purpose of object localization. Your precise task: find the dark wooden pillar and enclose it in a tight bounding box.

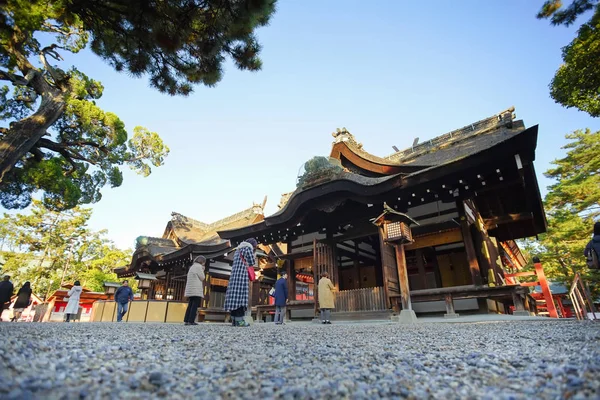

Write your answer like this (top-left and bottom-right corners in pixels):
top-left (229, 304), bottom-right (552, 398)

top-left (457, 200), bottom-right (483, 286)
top-left (512, 292), bottom-right (526, 313)
top-left (378, 227), bottom-right (400, 311)
top-left (394, 244), bottom-right (412, 311)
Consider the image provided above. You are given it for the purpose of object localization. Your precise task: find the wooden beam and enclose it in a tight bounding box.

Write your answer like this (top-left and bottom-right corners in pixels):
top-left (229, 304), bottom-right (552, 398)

top-left (505, 271), bottom-right (536, 278)
top-left (484, 212), bottom-right (533, 229)
top-left (404, 229), bottom-right (463, 251)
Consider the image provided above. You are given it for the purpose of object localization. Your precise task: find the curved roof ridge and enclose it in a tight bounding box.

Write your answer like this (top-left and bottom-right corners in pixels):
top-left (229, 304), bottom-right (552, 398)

top-left (385, 107), bottom-right (516, 162)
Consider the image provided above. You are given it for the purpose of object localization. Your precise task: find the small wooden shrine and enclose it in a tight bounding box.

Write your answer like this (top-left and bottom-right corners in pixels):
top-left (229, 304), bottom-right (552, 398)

top-left (115, 198), bottom-right (283, 319)
top-left (219, 107), bottom-right (544, 320)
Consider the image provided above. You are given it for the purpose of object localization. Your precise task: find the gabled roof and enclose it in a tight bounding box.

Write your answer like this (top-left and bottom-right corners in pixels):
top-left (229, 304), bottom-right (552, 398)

top-left (165, 201), bottom-right (265, 246)
top-left (121, 200), bottom-right (268, 276)
top-left (219, 123), bottom-right (543, 243)
top-left (330, 107), bottom-right (522, 175)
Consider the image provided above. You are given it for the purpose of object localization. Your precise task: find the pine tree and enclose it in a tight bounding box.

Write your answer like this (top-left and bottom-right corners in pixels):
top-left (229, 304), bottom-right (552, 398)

top-left (0, 0), bottom-right (276, 209)
top-left (538, 0), bottom-right (600, 116)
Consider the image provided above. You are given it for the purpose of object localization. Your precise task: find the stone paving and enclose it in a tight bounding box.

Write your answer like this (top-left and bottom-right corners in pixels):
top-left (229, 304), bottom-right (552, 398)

top-left (0, 319), bottom-right (598, 399)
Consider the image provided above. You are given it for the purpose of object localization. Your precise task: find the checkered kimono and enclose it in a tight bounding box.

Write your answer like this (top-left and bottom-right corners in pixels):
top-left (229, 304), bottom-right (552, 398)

top-left (224, 242), bottom-right (256, 311)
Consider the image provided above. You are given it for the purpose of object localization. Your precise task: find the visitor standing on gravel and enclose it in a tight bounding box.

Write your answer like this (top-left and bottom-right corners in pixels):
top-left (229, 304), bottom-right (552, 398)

top-left (224, 238), bottom-right (258, 327)
top-left (184, 256), bottom-right (206, 326)
top-left (114, 280), bottom-right (134, 322)
top-left (584, 221), bottom-right (600, 269)
top-left (318, 272), bottom-right (335, 324)
top-left (0, 275), bottom-right (14, 319)
top-left (64, 281), bottom-right (82, 322)
top-left (12, 281), bottom-right (32, 322)
top-left (273, 271), bottom-right (288, 325)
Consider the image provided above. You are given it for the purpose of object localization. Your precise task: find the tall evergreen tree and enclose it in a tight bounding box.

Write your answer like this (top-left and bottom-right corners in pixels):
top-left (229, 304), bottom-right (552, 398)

top-left (538, 0), bottom-right (600, 116)
top-left (522, 129), bottom-right (600, 296)
top-left (0, 0), bottom-right (276, 210)
top-left (0, 200), bottom-right (132, 296)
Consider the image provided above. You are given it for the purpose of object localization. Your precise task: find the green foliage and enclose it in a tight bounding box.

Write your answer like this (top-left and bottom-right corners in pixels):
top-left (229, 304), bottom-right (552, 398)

top-left (296, 156), bottom-right (344, 189)
top-left (545, 129), bottom-right (600, 217)
top-left (0, 200), bottom-right (133, 298)
top-left (538, 1), bottom-right (600, 116)
top-left (1, 0), bottom-right (276, 209)
top-left (521, 129), bottom-right (600, 297)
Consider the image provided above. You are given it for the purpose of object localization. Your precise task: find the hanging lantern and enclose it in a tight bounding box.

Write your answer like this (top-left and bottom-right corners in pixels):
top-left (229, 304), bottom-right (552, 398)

top-left (371, 202), bottom-right (419, 244)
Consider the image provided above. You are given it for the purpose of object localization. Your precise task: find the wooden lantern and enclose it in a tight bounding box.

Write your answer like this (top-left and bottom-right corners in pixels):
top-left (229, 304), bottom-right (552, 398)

top-left (103, 282), bottom-right (120, 295)
top-left (372, 203), bottom-right (418, 244)
top-left (135, 272), bottom-right (157, 289)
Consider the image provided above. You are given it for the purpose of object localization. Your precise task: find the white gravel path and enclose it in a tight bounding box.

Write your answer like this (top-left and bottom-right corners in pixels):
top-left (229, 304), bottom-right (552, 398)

top-left (0, 320), bottom-right (598, 399)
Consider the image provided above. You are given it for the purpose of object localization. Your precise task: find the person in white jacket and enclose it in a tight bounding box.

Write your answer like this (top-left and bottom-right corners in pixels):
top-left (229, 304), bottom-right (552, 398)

top-left (64, 281), bottom-right (83, 322)
top-left (183, 256), bottom-right (206, 325)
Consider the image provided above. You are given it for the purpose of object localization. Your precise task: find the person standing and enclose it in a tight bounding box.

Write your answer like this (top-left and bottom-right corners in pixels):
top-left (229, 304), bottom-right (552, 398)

top-left (224, 238), bottom-right (258, 327)
top-left (12, 281), bottom-right (32, 322)
top-left (318, 272), bottom-right (335, 324)
top-left (0, 275), bottom-right (14, 320)
top-left (184, 256), bottom-right (206, 326)
top-left (273, 271), bottom-right (288, 325)
top-left (114, 280), bottom-right (134, 322)
top-left (584, 221), bottom-right (600, 269)
top-left (64, 281), bottom-right (82, 322)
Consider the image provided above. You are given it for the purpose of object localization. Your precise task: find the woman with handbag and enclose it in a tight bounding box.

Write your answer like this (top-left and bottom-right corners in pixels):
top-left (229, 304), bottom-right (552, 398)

top-left (12, 281), bottom-right (32, 322)
top-left (224, 238), bottom-right (258, 327)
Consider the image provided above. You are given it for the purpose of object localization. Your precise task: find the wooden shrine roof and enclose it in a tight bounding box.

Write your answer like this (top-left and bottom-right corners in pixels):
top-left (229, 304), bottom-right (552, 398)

top-left (219, 124), bottom-right (544, 244)
top-left (330, 107), bottom-right (521, 176)
top-left (165, 201), bottom-right (265, 246)
top-left (120, 200), bottom-right (268, 277)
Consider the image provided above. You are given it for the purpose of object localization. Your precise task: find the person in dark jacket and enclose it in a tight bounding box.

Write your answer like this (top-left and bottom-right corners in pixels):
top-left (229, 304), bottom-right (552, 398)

top-left (114, 280), bottom-right (134, 322)
top-left (12, 281), bottom-right (32, 322)
top-left (584, 221), bottom-right (600, 269)
top-left (273, 271), bottom-right (288, 325)
top-left (0, 275), bottom-right (14, 319)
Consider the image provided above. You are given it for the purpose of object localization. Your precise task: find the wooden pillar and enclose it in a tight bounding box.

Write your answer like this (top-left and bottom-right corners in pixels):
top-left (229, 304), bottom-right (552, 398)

top-left (460, 219), bottom-right (483, 285)
top-left (457, 205), bottom-right (483, 286)
top-left (394, 244), bottom-right (411, 311)
top-left (378, 227), bottom-right (400, 311)
top-left (512, 292), bottom-right (526, 313)
top-left (286, 259), bottom-right (295, 300)
top-left (42, 299), bottom-right (55, 322)
top-left (533, 259), bottom-right (558, 318)
top-left (444, 294), bottom-right (458, 318)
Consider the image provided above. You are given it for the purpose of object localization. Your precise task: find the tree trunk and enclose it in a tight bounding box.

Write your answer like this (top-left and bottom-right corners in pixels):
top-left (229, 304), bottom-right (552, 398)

top-left (0, 85), bottom-right (66, 183)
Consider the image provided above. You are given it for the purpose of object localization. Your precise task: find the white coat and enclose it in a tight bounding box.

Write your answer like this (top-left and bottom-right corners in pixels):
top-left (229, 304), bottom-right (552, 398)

top-left (65, 286), bottom-right (82, 314)
top-left (184, 262), bottom-right (206, 298)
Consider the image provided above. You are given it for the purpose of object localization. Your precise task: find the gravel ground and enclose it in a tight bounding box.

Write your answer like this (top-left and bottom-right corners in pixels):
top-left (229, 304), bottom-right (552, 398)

top-left (0, 320), bottom-right (598, 400)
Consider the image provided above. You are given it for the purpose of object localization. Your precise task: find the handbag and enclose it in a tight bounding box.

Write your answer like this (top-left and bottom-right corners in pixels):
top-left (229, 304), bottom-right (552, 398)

top-left (241, 253), bottom-right (256, 281)
top-left (269, 287), bottom-right (275, 297)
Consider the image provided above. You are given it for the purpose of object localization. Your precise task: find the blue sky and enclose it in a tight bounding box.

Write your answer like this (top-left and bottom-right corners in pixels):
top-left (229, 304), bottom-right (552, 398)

top-left (5, 1), bottom-right (600, 250)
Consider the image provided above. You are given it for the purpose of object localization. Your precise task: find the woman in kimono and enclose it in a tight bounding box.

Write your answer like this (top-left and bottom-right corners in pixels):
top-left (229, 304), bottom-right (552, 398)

top-left (224, 238), bottom-right (257, 327)
top-left (65, 281), bottom-right (83, 322)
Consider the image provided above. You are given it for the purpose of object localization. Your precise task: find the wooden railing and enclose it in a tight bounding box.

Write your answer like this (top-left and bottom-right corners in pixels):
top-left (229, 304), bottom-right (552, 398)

top-left (569, 273), bottom-right (598, 321)
top-left (334, 286), bottom-right (387, 313)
